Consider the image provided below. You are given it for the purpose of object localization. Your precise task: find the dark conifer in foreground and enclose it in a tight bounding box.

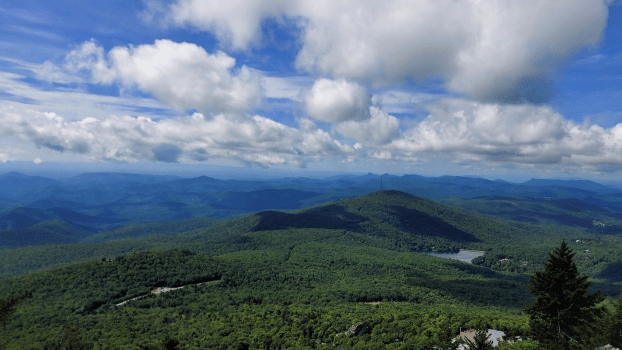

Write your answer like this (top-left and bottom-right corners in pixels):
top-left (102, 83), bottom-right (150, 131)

top-left (463, 329), bottom-right (494, 350)
top-left (609, 294), bottom-right (622, 348)
top-left (525, 241), bottom-right (603, 350)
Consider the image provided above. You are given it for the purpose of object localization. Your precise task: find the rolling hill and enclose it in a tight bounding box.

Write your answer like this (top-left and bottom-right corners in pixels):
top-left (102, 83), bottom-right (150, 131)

top-left (1, 189), bottom-right (621, 349)
top-left (2, 190), bottom-right (619, 282)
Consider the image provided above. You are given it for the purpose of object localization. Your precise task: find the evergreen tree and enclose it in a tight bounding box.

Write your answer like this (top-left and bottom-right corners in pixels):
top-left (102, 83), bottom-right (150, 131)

top-left (608, 293), bottom-right (622, 348)
top-left (463, 329), bottom-right (494, 350)
top-left (524, 241), bottom-right (603, 350)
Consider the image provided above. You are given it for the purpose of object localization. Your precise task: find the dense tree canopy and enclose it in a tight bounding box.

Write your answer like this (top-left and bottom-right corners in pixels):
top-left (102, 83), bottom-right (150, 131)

top-left (0, 291), bottom-right (31, 329)
top-left (609, 294), bottom-right (622, 348)
top-left (0, 191), bottom-right (621, 349)
top-left (524, 241), bottom-right (603, 350)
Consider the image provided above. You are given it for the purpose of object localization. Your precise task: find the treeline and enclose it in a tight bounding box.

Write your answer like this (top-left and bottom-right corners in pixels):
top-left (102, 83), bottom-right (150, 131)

top-left (0, 245), bottom-right (536, 349)
top-left (1, 242), bottom-right (620, 348)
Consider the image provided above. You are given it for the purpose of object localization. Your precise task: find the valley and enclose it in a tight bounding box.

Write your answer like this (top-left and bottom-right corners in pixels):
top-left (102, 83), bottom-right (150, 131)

top-left (1, 172), bottom-right (621, 349)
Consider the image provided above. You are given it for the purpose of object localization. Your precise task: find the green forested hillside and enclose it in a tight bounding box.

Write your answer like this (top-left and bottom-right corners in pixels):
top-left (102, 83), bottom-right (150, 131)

top-left (443, 195), bottom-right (622, 229)
top-left (4, 172), bottom-right (622, 242)
top-left (0, 247), bottom-right (533, 349)
top-left (0, 219), bottom-right (96, 247)
top-left (1, 190), bottom-right (621, 349)
top-left (84, 217), bottom-right (219, 243)
top-left (0, 190), bottom-right (526, 277)
top-left (2, 191), bottom-right (622, 287)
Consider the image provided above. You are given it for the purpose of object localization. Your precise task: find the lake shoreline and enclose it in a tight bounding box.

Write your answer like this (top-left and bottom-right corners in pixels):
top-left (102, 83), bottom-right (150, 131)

top-left (419, 249), bottom-right (485, 264)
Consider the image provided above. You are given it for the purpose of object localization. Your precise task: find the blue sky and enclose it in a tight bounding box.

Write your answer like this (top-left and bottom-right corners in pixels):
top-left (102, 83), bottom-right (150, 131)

top-left (1, 0), bottom-right (622, 180)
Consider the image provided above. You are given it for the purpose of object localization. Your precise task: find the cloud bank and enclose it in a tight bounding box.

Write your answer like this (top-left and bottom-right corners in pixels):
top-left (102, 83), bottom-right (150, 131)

top-left (3, 95), bottom-right (622, 172)
top-left (388, 98), bottom-right (622, 170)
top-left (0, 107), bottom-right (352, 167)
top-left (2, 0), bottom-right (620, 175)
top-left (166, 0), bottom-right (609, 103)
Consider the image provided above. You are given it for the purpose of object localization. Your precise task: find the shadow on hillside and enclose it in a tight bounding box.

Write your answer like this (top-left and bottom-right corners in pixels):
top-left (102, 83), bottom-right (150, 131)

top-left (590, 280), bottom-right (621, 298)
top-left (251, 205), bottom-right (367, 232)
top-left (597, 261), bottom-right (622, 282)
top-left (415, 277), bottom-right (532, 307)
top-left (445, 260), bottom-right (530, 281)
top-left (407, 261), bottom-right (532, 307)
top-left (594, 225), bottom-right (622, 235)
top-left (388, 206), bottom-right (481, 243)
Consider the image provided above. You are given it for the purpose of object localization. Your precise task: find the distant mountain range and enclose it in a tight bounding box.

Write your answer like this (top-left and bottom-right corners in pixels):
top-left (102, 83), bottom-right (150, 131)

top-left (2, 175), bottom-right (622, 349)
top-left (2, 171), bottom-right (622, 248)
top-left (0, 190), bottom-right (559, 276)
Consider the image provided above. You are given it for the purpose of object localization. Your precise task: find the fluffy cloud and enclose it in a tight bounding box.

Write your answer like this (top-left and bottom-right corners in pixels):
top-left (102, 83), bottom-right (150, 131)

top-left (292, 0), bottom-right (472, 84)
top-left (4, 99), bottom-right (622, 171)
top-left (168, 0), bottom-right (292, 50)
top-left (305, 78), bottom-right (371, 122)
top-left (26, 61), bottom-right (83, 84)
top-left (334, 107), bottom-right (399, 146)
top-left (303, 78), bottom-right (399, 145)
top-left (446, 0), bottom-right (609, 103)
top-left (0, 107), bottom-right (351, 167)
top-left (166, 0), bottom-right (609, 103)
top-left (368, 150), bottom-right (393, 161)
top-left (387, 98), bottom-right (622, 168)
top-left (64, 40), bottom-right (116, 84)
top-left (65, 39), bottom-right (262, 114)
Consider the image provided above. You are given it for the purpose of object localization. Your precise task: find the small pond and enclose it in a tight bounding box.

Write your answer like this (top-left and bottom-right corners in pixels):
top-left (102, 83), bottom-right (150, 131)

top-left (422, 250), bottom-right (484, 264)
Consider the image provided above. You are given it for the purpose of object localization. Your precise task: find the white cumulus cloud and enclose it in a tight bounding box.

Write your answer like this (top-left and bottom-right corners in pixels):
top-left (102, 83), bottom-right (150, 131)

top-left (0, 106), bottom-right (353, 167)
top-left (446, 0), bottom-right (609, 103)
top-left (65, 39), bottom-right (263, 115)
top-left (334, 107), bottom-right (400, 146)
top-left (387, 98), bottom-right (622, 170)
top-left (165, 0), bottom-right (609, 103)
top-left (167, 0), bottom-right (292, 50)
top-left (305, 78), bottom-right (371, 122)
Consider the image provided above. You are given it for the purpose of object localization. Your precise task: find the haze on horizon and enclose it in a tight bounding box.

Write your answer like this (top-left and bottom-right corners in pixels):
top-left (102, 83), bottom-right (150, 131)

top-left (1, 0), bottom-right (622, 181)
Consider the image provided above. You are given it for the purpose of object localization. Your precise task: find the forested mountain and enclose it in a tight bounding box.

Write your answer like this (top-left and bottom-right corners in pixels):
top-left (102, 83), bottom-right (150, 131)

top-left (1, 188), bottom-right (621, 349)
top-left (2, 171), bottom-right (622, 249)
top-left (0, 206), bottom-right (116, 231)
top-left (2, 190), bottom-right (621, 292)
top-left (0, 190), bottom-right (561, 277)
top-left (0, 172), bottom-right (63, 202)
top-left (522, 178), bottom-right (620, 194)
top-left (0, 247), bottom-right (535, 349)
top-left (61, 172), bottom-right (180, 187)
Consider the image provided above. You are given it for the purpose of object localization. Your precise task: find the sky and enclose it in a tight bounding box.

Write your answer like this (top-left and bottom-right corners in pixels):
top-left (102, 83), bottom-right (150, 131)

top-left (1, 0), bottom-right (622, 180)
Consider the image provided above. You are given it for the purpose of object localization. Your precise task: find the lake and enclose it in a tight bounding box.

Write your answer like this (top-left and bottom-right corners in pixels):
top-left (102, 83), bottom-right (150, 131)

top-left (423, 250), bottom-right (484, 264)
